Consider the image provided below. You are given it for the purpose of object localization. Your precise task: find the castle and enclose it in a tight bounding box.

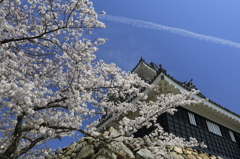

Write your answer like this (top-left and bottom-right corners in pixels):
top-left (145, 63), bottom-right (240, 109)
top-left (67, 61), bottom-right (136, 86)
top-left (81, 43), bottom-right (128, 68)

top-left (97, 59), bottom-right (240, 159)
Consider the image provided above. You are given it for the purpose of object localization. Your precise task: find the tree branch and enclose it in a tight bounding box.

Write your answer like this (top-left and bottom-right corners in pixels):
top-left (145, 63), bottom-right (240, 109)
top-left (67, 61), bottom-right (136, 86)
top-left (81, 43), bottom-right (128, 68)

top-left (18, 136), bottom-right (46, 157)
top-left (2, 112), bottom-right (26, 159)
top-left (0, 27), bottom-right (62, 44)
top-left (33, 97), bottom-right (68, 111)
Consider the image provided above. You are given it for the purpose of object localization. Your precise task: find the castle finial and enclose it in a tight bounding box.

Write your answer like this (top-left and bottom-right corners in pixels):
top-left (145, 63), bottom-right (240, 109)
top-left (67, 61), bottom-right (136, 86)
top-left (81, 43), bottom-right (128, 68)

top-left (140, 57), bottom-right (145, 62)
top-left (159, 64), bottom-right (162, 69)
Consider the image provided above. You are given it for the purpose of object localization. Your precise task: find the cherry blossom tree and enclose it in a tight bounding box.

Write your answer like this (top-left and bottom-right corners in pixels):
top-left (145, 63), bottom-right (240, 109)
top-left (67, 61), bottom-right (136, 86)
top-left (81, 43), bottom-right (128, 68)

top-left (0, 0), bottom-right (205, 158)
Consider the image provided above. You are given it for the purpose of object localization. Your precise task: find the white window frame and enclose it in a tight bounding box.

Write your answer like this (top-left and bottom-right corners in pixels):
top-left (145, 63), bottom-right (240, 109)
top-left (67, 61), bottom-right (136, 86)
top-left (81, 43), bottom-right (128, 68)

top-left (188, 112), bottom-right (197, 126)
top-left (229, 130), bottom-right (236, 142)
top-left (206, 120), bottom-right (222, 136)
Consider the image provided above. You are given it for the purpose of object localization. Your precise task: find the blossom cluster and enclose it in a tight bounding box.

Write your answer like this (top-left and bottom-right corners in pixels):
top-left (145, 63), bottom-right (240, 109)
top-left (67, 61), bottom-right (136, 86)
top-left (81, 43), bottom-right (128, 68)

top-left (0, 0), bottom-right (205, 158)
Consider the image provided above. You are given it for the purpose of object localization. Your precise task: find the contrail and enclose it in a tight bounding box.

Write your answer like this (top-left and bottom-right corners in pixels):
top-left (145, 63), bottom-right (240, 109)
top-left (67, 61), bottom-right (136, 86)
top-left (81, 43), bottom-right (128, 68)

top-left (99, 15), bottom-right (240, 49)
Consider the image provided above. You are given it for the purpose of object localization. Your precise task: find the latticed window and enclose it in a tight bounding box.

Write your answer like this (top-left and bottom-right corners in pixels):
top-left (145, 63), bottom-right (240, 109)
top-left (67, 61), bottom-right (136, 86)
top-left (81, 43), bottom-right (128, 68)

top-left (229, 130), bottom-right (237, 142)
top-left (206, 120), bottom-right (222, 136)
top-left (188, 112), bottom-right (197, 126)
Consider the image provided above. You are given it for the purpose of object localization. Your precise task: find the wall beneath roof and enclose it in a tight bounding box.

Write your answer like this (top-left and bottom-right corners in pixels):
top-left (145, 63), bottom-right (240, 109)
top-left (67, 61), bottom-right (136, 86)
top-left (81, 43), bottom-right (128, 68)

top-left (134, 106), bottom-right (240, 159)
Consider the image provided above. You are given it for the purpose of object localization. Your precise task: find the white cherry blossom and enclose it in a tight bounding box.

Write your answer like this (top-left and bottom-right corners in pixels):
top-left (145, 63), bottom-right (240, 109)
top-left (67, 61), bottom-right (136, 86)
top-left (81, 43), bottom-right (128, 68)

top-left (0, 0), bottom-right (205, 158)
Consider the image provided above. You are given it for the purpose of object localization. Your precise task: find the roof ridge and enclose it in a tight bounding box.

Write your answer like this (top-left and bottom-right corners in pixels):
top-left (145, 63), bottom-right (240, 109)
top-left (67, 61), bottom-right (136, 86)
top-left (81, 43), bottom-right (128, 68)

top-left (137, 58), bottom-right (240, 118)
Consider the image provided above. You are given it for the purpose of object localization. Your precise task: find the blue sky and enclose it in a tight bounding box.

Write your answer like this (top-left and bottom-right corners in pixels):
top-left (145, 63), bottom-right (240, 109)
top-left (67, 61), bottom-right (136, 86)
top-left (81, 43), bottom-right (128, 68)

top-left (92, 0), bottom-right (240, 115)
top-left (49, 0), bottom-right (240, 150)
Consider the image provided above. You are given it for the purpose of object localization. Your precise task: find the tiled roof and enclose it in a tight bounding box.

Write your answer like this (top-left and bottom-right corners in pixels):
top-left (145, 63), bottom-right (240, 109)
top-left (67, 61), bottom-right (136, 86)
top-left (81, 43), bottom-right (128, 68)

top-left (97, 58), bottom-right (240, 128)
top-left (135, 58), bottom-right (240, 118)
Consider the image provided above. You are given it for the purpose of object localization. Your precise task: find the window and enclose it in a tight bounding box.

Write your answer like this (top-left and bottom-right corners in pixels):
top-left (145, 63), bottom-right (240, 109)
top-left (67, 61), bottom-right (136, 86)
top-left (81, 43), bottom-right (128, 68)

top-left (206, 120), bottom-right (222, 136)
top-left (229, 130), bottom-right (236, 142)
top-left (188, 112), bottom-right (197, 126)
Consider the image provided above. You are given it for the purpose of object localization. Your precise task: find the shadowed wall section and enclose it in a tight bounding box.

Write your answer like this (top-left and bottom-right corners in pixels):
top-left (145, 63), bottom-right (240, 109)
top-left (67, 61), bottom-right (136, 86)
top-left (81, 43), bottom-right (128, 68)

top-left (134, 106), bottom-right (240, 159)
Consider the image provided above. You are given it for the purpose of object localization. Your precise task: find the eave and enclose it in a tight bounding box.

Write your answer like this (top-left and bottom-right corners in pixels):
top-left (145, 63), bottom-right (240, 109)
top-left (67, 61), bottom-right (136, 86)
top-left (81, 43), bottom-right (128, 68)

top-left (156, 72), bottom-right (240, 133)
top-left (97, 59), bottom-right (240, 133)
top-left (134, 59), bottom-right (240, 132)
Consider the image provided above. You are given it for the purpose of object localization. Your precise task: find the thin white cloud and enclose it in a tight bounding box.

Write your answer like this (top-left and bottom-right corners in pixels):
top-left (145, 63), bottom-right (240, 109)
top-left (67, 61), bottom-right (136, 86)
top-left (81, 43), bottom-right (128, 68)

top-left (99, 15), bottom-right (240, 49)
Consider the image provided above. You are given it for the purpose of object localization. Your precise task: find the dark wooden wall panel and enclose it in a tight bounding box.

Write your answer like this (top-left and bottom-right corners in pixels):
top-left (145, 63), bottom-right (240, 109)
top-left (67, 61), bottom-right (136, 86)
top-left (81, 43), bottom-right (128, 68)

top-left (134, 106), bottom-right (240, 159)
